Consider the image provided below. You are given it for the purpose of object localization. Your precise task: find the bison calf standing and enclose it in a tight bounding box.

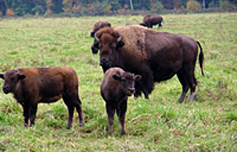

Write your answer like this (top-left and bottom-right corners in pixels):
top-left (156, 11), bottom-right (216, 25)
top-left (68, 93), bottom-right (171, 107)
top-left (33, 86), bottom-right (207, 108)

top-left (0, 67), bottom-right (83, 128)
top-left (101, 67), bottom-right (141, 135)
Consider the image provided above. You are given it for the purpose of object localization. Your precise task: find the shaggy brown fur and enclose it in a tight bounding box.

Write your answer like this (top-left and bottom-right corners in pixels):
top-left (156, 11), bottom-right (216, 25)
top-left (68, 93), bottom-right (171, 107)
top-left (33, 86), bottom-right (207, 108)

top-left (95, 25), bottom-right (204, 103)
top-left (90, 21), bottom-right (111, 37)
top-left (0, 67), bottom-right (83, 128)
top-left (101, 67), bottom-right (141, 135)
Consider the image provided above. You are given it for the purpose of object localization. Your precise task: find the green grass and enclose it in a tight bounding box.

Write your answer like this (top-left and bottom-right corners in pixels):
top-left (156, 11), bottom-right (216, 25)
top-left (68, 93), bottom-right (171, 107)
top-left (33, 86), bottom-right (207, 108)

top-left (0, 13), bottom-right (237, 151)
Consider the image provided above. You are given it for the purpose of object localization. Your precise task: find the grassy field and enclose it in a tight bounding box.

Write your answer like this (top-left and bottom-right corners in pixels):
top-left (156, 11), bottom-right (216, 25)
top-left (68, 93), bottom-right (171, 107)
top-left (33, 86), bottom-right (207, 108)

top-left (0, 13), bottom-right (236, 151)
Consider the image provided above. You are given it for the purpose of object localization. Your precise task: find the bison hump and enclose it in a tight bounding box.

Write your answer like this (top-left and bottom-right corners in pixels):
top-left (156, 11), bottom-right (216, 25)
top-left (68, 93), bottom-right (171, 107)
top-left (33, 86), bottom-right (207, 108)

top-left (115, 25), bottom-right (148, 60)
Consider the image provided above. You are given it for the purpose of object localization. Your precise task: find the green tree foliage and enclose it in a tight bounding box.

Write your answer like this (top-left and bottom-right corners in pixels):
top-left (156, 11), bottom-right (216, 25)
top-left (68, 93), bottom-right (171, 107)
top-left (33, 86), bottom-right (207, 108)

top-left (48, 0), bottom-right (63, 14)
top-left (0, 0), bottom-right (236, 16)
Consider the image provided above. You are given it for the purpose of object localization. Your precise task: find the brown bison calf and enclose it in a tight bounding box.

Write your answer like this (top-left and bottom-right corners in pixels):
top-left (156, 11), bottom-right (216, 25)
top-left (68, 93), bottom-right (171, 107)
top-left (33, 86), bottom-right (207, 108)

top-left (0, 67), bottom-right (83, 128)
top-left (100, 67), bottom-right (141, 135)
top-left (140, 15), bottom-right (163, 28)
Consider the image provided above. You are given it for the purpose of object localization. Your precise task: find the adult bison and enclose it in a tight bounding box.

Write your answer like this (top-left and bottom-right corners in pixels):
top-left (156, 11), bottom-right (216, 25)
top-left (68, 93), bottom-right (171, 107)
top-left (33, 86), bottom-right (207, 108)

top-left (94, 25), bottom-right (204, 103)
top-left (140, 15), bottom-right (163, 28)
top-left (0, 67), bottom-right (84, 128)
top-left (90, 21), bottom-right (111, 54)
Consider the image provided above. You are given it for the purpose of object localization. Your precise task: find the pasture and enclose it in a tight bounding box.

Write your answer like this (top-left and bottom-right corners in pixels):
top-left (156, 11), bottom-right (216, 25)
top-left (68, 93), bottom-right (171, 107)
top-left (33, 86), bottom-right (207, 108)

top-left (0, 13), bottom-right (236, 151)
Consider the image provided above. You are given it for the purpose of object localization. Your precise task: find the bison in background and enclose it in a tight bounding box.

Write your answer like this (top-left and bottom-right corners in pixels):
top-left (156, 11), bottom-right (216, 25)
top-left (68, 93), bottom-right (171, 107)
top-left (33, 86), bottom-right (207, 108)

top-left (101, 67), bottom-right (141, 135)
top-left (90, 21), bottom-right (111, 54)
top-left (140, 15), bottom-right (163, 28)
top-left (94, 25), bottom-right (204, 103)
top-left (0, 67), bottom-right (84, 128)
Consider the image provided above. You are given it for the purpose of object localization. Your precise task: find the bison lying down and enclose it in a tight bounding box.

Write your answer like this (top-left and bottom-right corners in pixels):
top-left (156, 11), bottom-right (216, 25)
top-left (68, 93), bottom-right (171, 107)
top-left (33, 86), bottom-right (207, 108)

top-left (0, 67), bottom-right (84, 128)
top-left (101, 67), bottom-right (141, 135)
top-left (94, 25), bottom-right (204, 103)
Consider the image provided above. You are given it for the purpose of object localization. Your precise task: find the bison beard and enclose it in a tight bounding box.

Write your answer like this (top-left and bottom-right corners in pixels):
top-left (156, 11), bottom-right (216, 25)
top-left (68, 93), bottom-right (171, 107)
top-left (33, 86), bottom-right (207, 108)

top-left (94, 25), bottom-right (204, 103)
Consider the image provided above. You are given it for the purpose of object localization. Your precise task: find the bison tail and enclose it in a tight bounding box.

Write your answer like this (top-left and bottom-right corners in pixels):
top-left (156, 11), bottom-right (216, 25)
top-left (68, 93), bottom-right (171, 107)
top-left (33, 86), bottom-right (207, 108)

top-left (197, 41), bottom-right (204, 76)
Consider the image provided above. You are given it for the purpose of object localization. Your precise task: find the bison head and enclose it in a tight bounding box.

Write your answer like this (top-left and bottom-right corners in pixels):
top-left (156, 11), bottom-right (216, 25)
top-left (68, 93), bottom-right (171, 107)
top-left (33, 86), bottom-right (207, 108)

top-left (139, 23), bottom-right (146, 27)
top-left (94, 28), bottom-right (125, 72)
top-left (113, 71), bottom-right (142, 96)
top-left (90, 21), bottom-right (111, 54)
top-left (0, 70), bottom-right (26, 94)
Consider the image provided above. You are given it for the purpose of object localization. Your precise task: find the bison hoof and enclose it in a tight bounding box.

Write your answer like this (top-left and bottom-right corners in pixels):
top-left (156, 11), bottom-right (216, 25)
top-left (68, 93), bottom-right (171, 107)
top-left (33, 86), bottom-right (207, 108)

top-left (79, 122), bottom-right (84, 127)
top-left (121, 131), bottom-right (126, 136)
top-left (66, 125), bottom-right (71, 129)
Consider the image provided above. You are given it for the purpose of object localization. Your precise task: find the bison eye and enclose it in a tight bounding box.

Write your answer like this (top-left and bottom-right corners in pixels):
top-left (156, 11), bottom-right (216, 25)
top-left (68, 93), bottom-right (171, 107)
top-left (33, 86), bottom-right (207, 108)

top-left (11, 77), bottom-right (17, 81)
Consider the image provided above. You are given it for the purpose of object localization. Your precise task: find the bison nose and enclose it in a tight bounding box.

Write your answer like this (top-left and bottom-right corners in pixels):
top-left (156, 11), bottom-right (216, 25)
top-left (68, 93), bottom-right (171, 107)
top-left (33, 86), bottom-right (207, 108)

top-left (3, 86), bottom-right (10, 94)
top-left (100, 59), bottom-right (110, 66)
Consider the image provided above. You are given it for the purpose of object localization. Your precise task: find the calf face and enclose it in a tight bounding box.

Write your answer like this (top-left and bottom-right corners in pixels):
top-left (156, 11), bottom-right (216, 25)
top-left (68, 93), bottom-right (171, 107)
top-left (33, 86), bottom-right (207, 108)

top-left (113, 72), bottom-right (141, 96)
top-left (0, 70), bottom-right (25, 94)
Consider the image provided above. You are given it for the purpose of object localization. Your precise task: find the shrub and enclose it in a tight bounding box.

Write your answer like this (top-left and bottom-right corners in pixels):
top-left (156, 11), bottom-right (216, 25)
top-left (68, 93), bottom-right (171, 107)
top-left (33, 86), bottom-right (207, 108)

top-left (151, 1), bottom-right (164, 13)
top-left (220, 0), bottom-right (237, 11)
top-left (186, 0), bottom-right (201, 12)
top-left (87, 2), bottom-right (110, 16)
top-left (6, 8), bottom-right (15, 17)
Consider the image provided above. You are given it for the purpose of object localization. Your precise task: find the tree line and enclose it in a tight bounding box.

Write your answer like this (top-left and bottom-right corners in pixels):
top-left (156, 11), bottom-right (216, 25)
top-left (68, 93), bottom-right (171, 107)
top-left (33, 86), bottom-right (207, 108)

top-left (0, 0), bottom-right (236, 17)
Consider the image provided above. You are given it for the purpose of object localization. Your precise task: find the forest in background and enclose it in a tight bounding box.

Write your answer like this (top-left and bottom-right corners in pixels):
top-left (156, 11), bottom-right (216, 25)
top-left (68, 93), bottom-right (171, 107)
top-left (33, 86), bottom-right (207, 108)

top-left (0, 0), bottom-right (236, 17)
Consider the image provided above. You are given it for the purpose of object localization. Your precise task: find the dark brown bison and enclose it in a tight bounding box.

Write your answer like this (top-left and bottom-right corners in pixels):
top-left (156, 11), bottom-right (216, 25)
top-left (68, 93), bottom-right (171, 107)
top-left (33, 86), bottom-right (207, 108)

top-left (101, 67), bottom-right (141, 135)
top-left (94, 25), bottom-right (204, 103)
top-left (140, 15), bottom-right (163, 28)
top-left (90, 21), bottom-right (111, 54)
top-left (0, 67), bottom-right (84, 128)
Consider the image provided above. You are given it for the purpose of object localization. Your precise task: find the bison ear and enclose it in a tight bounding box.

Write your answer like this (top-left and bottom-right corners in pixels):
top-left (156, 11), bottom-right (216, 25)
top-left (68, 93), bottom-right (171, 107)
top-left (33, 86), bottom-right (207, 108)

top-left (116, 36), bottom-right (124, 49)
top-left (112, 74), bottom-right (121, 81)
top-left (116, 41), bottom-right (124, 49)
top-left (18, 74), bottom-right (26, 80)
top-left (135, 75), bottom-right (142, 81)
top-left (0, 74), bottom-right (4, 80)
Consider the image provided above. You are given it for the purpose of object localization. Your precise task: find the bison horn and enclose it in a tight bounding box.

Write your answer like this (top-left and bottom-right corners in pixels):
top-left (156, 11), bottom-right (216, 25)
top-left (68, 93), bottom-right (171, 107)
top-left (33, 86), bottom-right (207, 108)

top-left (94, 32), bottom-right (100, 42)
top-left (117, 35), bottom-right (122, 42)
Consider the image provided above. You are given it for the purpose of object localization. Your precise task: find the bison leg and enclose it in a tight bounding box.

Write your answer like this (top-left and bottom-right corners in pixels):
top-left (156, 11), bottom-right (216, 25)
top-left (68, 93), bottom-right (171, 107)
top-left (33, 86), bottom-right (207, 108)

top-left (177, 71), bottom-right (189, 103)
top-left (158, 23), bottom-right (162, 28)
top-left (23, 105), bottom-right (29, 127)
top-left (75, 96), bottom-right (84, 127)
top-left (29, 104), bottom-right (38, 127)
top-left (106, 103), bottom-right (115, 135)
top-left (184, 66), bottom-right (197, 102)
top-left (134, 82), bottom-right (142, 98)
top-left (141, 71), bottom-right (154, 99)
top-left (117, 100), bottom-right (127, 136)
top-left (63, 96), bottom-right (75, 129)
